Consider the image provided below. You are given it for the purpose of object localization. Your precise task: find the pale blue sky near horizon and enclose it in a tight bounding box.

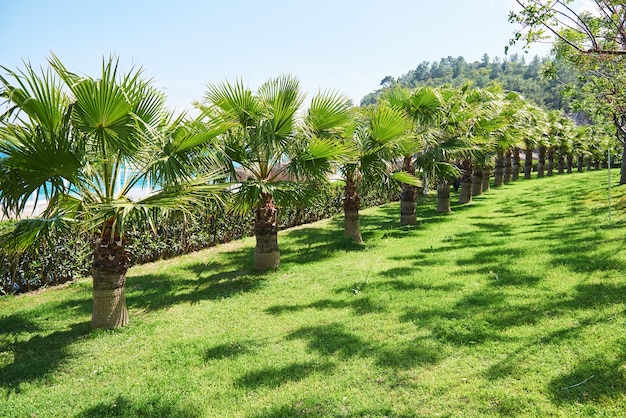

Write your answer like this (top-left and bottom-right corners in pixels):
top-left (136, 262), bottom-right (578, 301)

top-left (1, 0), bottom-right (552, 113)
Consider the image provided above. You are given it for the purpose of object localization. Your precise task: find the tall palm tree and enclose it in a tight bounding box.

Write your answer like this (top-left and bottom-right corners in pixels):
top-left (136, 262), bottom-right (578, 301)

top-left (0, 56), bottom-right (229, 328)
top-left (201, 75), bottom-right (353, 269)
top-left (338, 102), bottom-right (411, 242)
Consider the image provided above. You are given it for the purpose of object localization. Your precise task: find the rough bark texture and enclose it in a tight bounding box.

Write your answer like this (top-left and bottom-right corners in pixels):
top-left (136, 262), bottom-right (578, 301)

top-left (524, 148), bottom-right (533, 179)
top-left (547, 148), bottom-right (554, 176)
top-left (586, 157), bottom-right (592, 171)
top-left (481, 168), bottom-right (491, 192)
top-left (437, 182), bottom-right (451, 213)
top-left (254, 193), bottom-right (279, 270)
top-left (503, 150), bottom-right (512, 183)
top-left (594, 160), bottom-right (600, 170)
top-left (344, 180), bottom-right (363, 243)
top-left (566, 155), bottom-right (573, 173)
top-left (493, 153), bottom-right (504, 187)
top-left (577, 154), bottom-right (584, 172)
top-left (91, 219), bottom-right (130, 329)
top-left (621, 141), bottom-right (626, 184)
top-left (538, 146), bottom-right (546, 178)
top-left (512, 148), bottom-right (520, 181)
top-left (400, 156), bottom-right (417, 225)
top-left (557, 154), bottom-right (565, 174)
top-left (92, 269), bottom-right (128, 329)
top-left (472, 169), bottom-right (483, 196)
top-left (458, 159), bottom-right (473, 204)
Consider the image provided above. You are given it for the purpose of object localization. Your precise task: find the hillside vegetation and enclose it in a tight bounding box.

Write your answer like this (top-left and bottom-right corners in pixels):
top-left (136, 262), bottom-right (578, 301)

top-left (361, 54), bottom-right (580, 114)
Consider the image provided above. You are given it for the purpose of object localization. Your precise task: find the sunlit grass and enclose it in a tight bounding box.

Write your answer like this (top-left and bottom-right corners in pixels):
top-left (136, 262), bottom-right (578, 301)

top-left (1, 170), bottom-right (625, 417)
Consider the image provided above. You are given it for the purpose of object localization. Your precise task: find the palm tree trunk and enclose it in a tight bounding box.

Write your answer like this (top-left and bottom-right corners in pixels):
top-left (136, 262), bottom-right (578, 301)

top-left (437, 181), bottom-right (451, 213)
top-left (472, 168), bottom-right (483, 196)
top-left (254, 193), bottom-right (279, 270)
top-left (481, 168), bottom-right (491, 192)
top-left (538, 146), bottom-right (546, 178)
top-left (503, 150), bottom-right (512, 183)
top-left (594, 159), bottom-right (600, 170)
top-left (91, 220), bottom-right (129, 329)
top-left (586, 157), bottom-right (592, 171)
top-left (621, 141), bottom-right (626, 185)
top-left (512, 148), bottom-right (520, 181)
top-left (547, 148), bottom-right (554, 176)
top-left (577, 154), bottom-right (584, 172)
top-left (344, 179), bottom-right (363, 243)
top-left (458, 159), bottom-right (473, 204)
top-left (557, 154), bottom-right (565, 174)
top-left (566, 155), bottom-right (573, 173)
top-left (400, 156), bottom-right (417, 225)
top-left (494, 152), bottom-right (504, 187)
top-left (524, 148), bottom-right (533, 179)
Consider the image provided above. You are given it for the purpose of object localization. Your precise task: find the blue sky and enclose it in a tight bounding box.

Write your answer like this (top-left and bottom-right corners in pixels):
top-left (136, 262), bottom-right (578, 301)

top-left (1, 0), bottom-right (551, 113)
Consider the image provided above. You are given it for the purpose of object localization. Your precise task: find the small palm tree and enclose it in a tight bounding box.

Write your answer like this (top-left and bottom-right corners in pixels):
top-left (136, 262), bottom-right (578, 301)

top-left (382, 86), bottom-right (443, 224)
top-left (0, 56), bottom-right (229, 328)
top-left (338, 102), bottom-right (411, 242)
top-left (200, 75), bottom-right (353, 270)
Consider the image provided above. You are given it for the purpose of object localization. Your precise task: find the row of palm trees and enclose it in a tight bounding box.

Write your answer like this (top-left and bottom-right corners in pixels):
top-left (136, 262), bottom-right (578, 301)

top-left (0, 56), bottom-right (612, 328)
top-left (380, 83), bottom-right (617, 225)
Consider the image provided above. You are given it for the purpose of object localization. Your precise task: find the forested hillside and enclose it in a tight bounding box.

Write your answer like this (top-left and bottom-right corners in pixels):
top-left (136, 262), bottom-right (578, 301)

top-left (361, 54), bottom-right (580, 112)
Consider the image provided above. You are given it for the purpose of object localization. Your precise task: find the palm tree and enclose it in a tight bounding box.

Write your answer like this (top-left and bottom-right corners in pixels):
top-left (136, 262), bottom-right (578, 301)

top-left (545, 111), bottom-right (568, 177)
top-left (457, 88), bottom-right (504, 203)
top-left (0, 56), bottom-right (229, 328)
top-left (416, 85), bottom-right (485, 212)
top-left (521, 104), bottom-right (547, 179)
top-left (338, 102), bottom-right (411, 242)
top-left (382, 86), bottom-right (443, 224)
top-left (200, 75), bottom-right (353, 269)
top-left (492, 91), bottom-right (531, 187)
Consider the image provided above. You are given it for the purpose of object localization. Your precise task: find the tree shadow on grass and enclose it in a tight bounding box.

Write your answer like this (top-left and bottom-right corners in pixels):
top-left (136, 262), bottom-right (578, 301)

top-left (279, 224), bottom-right (368, 266)
top-left (285, 322), bottom-right (447, 372)
top-left (0, 313), bottom-right (41, 338)
top-left (484, 285), bottom-right (626, 384)
top-left (265, 296), bottom-right (385, 317)
top-left (548, 347), bottom-right (626, 406)
top-left (286, 322), bottom-right (373, 359)
top-left (204, 339), bottom-right (258, 361)
top-left (75, 395), bottom-right (199, 418)
top-left (235, 360), bottom-right (335, 389)
top-left (0, 321), bottom-right (90, 394)
top-left (376, 336), bottom-right (448, 369)
top-left (127, 248), bottom-right (266, 312)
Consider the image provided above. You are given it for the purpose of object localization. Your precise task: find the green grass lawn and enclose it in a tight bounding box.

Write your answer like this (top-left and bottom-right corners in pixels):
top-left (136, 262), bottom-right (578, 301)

top-left (1, 170), bottom-right (625, 417)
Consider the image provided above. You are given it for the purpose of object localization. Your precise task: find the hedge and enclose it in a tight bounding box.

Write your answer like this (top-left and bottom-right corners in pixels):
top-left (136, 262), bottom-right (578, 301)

top-left (1, 182), bottom-right (398, 295)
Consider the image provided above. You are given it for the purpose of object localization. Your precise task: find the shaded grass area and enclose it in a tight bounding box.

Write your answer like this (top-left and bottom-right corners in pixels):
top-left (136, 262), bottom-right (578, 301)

top-left (1, 170), bottom-right (626, 417)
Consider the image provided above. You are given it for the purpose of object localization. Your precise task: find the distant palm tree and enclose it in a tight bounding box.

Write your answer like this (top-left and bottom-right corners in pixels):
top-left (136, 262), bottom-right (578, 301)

top-left (416, 85), bottom-right (486, 212)
top-left (521, 104), bottom-right (548, 179)
top-left (0, 55), bottom-right (229, 328)
top-left (200, 75), bottom-right (353, 269)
